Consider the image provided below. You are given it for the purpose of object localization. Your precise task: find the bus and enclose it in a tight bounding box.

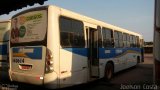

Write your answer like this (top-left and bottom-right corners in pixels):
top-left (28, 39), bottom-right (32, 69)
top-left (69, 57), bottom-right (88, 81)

top-left (154, 0), bottom-right (160, 85)
top-left (9, 5), bottom-right (144, 89)
top-left (0, 20), bottom-right (10, 80)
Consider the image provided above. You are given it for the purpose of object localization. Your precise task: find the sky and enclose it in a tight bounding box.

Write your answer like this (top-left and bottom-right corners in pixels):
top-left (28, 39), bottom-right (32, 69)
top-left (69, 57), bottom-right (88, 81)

top-left (0, 0), bottom-right (154, 41)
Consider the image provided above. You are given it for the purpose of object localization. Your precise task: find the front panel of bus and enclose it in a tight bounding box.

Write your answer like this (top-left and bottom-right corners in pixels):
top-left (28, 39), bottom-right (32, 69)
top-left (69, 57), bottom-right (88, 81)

top-left (9, 8), bottom-right (48, 85)
top-left (0, 21), bottom-right (10, 72)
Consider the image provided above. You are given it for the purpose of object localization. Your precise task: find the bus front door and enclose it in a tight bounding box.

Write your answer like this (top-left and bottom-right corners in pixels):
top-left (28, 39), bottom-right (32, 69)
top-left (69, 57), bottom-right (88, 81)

top-left (87, 27), bottom-right (99, 78)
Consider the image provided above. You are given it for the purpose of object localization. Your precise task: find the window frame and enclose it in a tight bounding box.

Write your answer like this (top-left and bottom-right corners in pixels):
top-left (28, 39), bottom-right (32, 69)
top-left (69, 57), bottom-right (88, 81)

top-left (114, 30), bottom-right (123, 48)
top-left (10, 8), bottom-right (48, 47)
top-left (126, 34), bottom-right (130, 47)
top-left (132, 35), bottom-right (136, 47)
top-left (59, 16), bottom-right (85, 48)
top-left (123, 33), bottom-right (127, 47)
top-left (136, 36), bottom-right (140, 47)
top-left (102, 27), bottom-right (113, 48)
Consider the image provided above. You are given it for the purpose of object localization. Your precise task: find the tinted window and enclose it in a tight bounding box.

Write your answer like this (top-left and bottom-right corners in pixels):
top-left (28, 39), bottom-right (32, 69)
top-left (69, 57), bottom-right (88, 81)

top-left (102, 28), bottom-right (113, 48)
top-left (136, 36), bottom-right (140, 47)
top-left (60, 17), bottom-right (85, 48)
top-left (123, 33), bottom-right (127, 47)
top-left (119, 32), bottom-right (123, 47)
top-left (133, 35), bottom-right (136, 47)
top-left (114, 31), bottom-right (119, 48)
top-left (130, 35), bottom-right (134, 47)
top-left (114, 31), bottom-right (123, 48)
top-left (130, 35), bottom-right (136, 47)
top-left (127, 34), bottom-right (130, 47)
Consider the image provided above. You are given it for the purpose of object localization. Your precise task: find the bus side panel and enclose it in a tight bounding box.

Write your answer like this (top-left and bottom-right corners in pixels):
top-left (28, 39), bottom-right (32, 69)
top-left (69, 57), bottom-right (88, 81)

top-left (99, 48), bottom-right (126, 76)
top-left (59, 48), bottom-right (88, 88)
top-left (98, 47), bottom-right (142, 78)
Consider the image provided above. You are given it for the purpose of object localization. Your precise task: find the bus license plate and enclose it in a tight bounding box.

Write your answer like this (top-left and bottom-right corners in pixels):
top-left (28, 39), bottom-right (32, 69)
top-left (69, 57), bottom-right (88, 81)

top-left (13, 58), bottom-right (24, 63)
top-left (19, 64), bottom-right (32, 70)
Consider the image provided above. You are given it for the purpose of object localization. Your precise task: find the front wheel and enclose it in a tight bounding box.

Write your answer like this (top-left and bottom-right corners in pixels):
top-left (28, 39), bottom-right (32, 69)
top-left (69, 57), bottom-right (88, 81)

top-left (104, 63), bottom-right (114, 81)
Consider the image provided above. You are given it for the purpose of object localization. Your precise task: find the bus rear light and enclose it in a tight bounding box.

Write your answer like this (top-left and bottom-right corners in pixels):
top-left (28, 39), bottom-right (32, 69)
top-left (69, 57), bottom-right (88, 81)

top-left (47, 60), bottom-right (53, 65)
top-left (45, 48), bottom-right (54, 73)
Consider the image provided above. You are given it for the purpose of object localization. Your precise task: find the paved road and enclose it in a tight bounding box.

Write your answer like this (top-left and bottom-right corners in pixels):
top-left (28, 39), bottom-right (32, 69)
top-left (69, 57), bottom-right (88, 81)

top-left (0, 54), bottom-right (154, 90)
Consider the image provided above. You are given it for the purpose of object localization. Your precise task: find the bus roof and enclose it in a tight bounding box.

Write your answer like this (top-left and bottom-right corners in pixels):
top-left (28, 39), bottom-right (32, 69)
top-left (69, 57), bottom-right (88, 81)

top-left (12, 5), bottom-right (143, 38)
top-left (53, 5), bottom-right (142, 37)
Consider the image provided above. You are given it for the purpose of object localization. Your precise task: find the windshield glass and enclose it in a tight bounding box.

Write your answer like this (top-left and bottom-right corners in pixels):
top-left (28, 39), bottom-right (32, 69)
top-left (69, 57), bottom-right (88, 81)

top-left (0, 21), bottom-right (10, 42)
top-left (11, 10), bottom-right (47, 45)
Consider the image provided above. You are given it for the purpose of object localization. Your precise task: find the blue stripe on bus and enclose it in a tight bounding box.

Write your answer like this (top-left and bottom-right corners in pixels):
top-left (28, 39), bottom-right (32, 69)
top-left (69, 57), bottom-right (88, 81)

top-left (12, 47), bottom-right (42, 59)
top-left (25, 47), bottom-right (42, 59)
top-left (99, 48), bottom-right (141, 59)
top-left (64, 48), bottom-right (141, 59)
top-left (64, 48), bottom-right (88, 57)
top-left (0, 44), bottom-right (7, 55)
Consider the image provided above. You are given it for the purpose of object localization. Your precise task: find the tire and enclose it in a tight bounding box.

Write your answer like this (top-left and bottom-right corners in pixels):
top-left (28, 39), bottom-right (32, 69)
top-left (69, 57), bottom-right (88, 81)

top-left (104, 63), bottom-right (114, 81)
top-left (137, 56), bottom-right (140, 64)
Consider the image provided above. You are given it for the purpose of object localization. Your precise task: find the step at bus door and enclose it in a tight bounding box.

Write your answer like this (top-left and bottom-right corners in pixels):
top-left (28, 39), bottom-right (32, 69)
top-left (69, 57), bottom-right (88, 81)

top-left (87, 27), bottom-right (100, 78)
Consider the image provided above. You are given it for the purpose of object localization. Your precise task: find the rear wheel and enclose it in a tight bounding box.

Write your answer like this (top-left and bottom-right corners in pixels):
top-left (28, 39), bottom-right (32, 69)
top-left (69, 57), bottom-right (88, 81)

top-left (104, 63), bottom-right (113, 81)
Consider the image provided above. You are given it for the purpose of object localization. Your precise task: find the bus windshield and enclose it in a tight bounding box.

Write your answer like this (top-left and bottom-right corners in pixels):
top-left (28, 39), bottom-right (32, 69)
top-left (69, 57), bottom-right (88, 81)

top-left (10, 10), bottom-right (47, 46)
top-left (0, 21), bottom-right (10, 42)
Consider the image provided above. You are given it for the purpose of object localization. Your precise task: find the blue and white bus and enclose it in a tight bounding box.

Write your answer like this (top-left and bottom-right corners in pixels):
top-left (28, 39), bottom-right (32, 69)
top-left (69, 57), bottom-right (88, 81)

top-left (9, 5), bottom-right (144, 89)
top-left (0, 20), bottom-right (10, 79)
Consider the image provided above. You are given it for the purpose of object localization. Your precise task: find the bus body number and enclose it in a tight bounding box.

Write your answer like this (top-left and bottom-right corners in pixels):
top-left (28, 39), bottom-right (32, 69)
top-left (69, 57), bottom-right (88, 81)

top-left (13, 58), bottom-right (24, 63)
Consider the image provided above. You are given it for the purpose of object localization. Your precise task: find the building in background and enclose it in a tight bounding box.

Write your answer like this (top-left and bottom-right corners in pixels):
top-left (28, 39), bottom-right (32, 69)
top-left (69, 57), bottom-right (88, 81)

top-left (144, 42), bottom-right (153, 53)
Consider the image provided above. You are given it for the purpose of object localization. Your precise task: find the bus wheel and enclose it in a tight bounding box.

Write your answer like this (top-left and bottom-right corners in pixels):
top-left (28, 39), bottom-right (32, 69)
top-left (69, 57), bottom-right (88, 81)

top-left (137, 56), bottom-right (140, 64)
top-left (104, 63), bottom-right (113, 81)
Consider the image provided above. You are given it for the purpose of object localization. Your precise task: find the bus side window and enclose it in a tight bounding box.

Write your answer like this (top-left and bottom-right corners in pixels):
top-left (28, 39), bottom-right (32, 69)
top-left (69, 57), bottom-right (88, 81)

top-left (123, 33), bottom-right (127, 47)
top-left (127, 34), bottom-right (130, 47)
top-left (118, 32), bottom-right (123, 48)
top-left (60, 32), bottom-right (71, 47)
top-left (133, 35), bottom-right (136, 47)
top-left (136, 36), bottom-right (140, 47)
top-left (130, 35), bottom-right (134, 47)
top-left (111, 31), bottom-right (114, 47)
top-left (114, 31), bottom-right (123, 48)
top-left (114, 31), bottom-right (119, 48)
top-left (98, 26), bottom-right (102, 48)
top-left (102, 27), bottom-right (113, 48)
top-left (59, 16), bottom-right (85, 48)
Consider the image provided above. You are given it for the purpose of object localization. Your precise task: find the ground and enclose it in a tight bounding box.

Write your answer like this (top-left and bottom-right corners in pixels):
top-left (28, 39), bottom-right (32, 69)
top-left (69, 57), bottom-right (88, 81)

top-left (0, 54), bottom-right (154, 90)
